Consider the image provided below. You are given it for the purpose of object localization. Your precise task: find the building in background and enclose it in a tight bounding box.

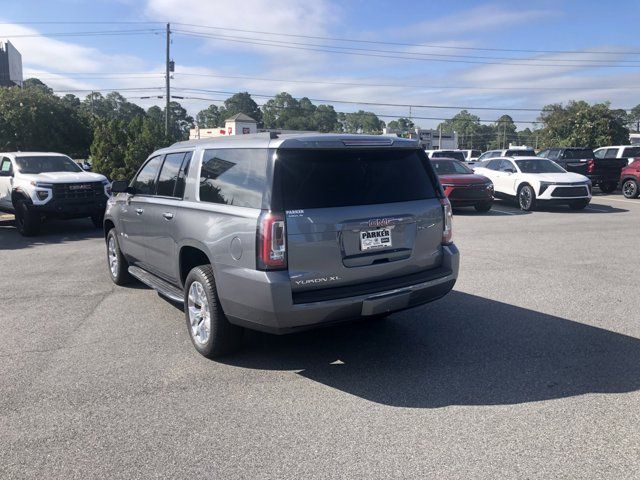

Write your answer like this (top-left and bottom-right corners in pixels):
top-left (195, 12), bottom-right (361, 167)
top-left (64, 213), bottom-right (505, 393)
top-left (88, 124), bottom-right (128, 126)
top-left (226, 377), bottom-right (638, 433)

top-left (0, 41), bottom-right (23, 88)
top-left (190, 113), bottom-right (258, 139)
top-left (384, 127), bottom-right (459, 150)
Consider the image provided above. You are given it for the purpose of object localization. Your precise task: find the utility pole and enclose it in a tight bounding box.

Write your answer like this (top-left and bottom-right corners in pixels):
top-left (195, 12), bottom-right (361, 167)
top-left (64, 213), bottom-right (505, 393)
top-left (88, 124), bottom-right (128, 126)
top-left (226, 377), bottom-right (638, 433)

top-left (165, 23), bottom-right (171, 138)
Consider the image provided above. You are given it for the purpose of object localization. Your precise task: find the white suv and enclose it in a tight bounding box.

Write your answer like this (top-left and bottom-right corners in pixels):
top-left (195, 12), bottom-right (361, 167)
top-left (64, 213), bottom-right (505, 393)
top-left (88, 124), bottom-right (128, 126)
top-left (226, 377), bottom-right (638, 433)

top-left (0, 152), bottom-right (110, 236)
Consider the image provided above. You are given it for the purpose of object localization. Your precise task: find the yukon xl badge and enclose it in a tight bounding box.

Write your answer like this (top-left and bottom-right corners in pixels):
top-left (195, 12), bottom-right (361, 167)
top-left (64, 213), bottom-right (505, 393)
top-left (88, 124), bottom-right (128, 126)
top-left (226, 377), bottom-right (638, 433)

top-left (295, 276), bottom-right (341, 286)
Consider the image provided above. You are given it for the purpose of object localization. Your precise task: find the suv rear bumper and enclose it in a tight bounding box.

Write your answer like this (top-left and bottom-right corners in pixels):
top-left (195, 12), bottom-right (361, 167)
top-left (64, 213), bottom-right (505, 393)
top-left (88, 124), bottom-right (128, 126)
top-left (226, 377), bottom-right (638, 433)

top-left (217, 244), bottom-right (459, 334)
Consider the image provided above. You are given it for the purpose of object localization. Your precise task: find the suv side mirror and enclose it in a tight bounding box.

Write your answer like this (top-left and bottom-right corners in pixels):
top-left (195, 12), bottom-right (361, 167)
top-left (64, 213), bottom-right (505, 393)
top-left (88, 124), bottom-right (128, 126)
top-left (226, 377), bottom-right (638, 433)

top-left (111, 180), bottom-right (132, 194)
top-left (505, 167), bottom-right (516, 174)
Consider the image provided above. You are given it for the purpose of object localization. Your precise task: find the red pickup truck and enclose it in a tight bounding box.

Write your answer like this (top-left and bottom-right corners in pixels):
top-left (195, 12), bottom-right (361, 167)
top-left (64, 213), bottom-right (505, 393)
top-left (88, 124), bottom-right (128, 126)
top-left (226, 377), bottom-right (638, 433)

top-left (620, 159), bottom-right (640, 198)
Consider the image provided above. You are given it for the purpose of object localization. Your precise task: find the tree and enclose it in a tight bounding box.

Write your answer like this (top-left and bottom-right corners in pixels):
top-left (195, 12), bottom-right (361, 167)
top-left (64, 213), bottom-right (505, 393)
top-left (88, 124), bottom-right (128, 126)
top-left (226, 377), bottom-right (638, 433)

top-left (626, 104), bottom-right (640, 133)
top-left (437, 110), bottom-right (483, 149)
top-left (219, 92), bottom-right (262, 126)
top-left (0, 84), bottom-right (91, 157)
top-left (312, 104), bottom-right (340, 132)
top-left (262, 92), bottom-right (302, 129)
top-left (338, 110), bottom-right (385, 134)
top-left (491, 115), bottom-right (518, 149)
top-left (81, 91), bottom-right (145, 124)
top-left (386, 117), bottom-right (415, 133)
top-left (166, 101), bottom-right (193, 141)
top-left (538, 101), bottom-right (629, 148)
top-left (23, 78), bottom-right (54, 94)
top-left (196, 104), bottom-right (222, 128)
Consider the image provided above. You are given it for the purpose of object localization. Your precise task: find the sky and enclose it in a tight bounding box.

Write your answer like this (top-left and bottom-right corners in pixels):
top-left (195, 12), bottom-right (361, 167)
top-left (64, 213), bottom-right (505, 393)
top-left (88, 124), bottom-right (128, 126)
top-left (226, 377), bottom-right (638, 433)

top-left (1, 0), bottom-right (640, 129)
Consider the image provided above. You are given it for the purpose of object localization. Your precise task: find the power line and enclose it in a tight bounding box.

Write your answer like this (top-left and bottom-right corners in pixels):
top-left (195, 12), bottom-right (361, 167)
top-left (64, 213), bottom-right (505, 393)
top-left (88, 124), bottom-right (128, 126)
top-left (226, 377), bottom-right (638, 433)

top-left (170, 22), bottom-right (640, 56)
top-left (0, 28), bottom-right (163, 38)
top-left (174, 72), bottom-right (640, 91)
top-left (172, 29), bottom-right (640, 65)
top-left (173, 30), bottom-right (640, 68)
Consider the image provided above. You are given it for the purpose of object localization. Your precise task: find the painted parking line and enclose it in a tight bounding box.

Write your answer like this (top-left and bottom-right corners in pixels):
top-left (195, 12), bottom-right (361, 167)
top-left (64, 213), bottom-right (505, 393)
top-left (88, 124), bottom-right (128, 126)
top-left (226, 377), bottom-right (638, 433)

top-left (491, 208), bottom-right (519, 216)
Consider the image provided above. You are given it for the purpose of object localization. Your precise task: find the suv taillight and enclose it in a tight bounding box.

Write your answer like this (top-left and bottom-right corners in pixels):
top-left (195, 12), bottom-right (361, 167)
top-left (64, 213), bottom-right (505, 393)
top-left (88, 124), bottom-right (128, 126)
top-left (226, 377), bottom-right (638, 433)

top-left (587, 159), bottom-right (595, 174)
top-left (257, 211), bottom-right (287, 270)
top-left (440, 197), bottom-right (453, 245)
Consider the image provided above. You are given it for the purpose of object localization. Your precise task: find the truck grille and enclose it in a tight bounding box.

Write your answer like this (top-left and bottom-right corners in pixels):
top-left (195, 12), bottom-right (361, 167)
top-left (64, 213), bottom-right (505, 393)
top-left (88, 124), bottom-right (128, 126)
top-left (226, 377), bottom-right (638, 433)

top-left (52, 182), bottom-right (105, 201)
top-left (449, 185), bottom-right (489, 200)
top-left (551, 186), bottom-right (588, 197)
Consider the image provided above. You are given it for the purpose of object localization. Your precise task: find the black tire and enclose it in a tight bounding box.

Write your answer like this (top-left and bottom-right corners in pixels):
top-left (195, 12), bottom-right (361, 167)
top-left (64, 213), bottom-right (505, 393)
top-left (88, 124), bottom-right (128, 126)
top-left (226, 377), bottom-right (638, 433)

top-left (622, 179), bottom-right (639, 199)
top-left (14, 198), bottom-right (41, 236)
top-left (91, 211), bottom-right (104, 228)
top-left (184, 265), bottom-right (243, 358)
top-left (599, 182), bottom-right (617, 194)
top-left (474, 201), bottom-right (493, 212)
top-left (569, 199), bottom-right (590, 210)
top-left (106, 228), bottom-right (132, 285)
top-left (518, 185), bottom-right (536, 211)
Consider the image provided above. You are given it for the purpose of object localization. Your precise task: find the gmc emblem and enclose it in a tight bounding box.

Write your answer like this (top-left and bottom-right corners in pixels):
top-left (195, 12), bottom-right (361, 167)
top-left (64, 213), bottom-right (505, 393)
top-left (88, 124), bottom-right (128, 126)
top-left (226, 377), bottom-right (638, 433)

top-left (69, 184), bottom-right (92, 190)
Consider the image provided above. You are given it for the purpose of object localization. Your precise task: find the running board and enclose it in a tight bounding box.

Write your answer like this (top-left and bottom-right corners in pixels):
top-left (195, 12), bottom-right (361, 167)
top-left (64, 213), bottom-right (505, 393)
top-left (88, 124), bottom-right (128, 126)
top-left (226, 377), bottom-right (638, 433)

top-left (128, 266), bottom-right (184, 304)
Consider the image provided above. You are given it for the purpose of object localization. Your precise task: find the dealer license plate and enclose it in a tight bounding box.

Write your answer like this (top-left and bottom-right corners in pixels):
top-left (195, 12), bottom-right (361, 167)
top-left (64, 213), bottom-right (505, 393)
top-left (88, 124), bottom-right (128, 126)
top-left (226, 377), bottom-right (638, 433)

top-left (360, 228), bottom-right (392, 251)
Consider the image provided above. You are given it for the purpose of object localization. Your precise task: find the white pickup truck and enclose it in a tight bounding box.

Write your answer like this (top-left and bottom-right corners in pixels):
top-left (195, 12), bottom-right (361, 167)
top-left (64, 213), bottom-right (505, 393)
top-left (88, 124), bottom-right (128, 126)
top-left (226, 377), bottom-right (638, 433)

top-left (593, 145), bottom-right (640, 165)
top-left (0, 152), bottom-right (110, 236)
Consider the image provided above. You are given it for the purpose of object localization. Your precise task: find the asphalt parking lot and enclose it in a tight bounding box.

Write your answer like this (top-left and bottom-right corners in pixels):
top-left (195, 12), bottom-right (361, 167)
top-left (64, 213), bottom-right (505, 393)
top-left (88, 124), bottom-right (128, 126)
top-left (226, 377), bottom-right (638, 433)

top-left (1, 195), bottom-right (639, 479)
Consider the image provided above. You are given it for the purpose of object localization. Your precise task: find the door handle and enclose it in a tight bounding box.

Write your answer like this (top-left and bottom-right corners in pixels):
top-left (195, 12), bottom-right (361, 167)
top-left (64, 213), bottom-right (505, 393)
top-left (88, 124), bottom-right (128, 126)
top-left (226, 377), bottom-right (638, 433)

top-left (162, 212), bottom-right (174, 220)
top-left (136, 208), bottom-right (144, 215)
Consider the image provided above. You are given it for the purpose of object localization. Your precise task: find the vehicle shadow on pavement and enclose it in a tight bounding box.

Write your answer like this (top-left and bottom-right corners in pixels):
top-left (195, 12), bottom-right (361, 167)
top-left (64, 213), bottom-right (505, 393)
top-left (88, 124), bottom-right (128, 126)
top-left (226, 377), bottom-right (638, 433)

top-left (0, 217), bottom-right (102, 250)
top-left (222, 291), bottom-right (640, 408)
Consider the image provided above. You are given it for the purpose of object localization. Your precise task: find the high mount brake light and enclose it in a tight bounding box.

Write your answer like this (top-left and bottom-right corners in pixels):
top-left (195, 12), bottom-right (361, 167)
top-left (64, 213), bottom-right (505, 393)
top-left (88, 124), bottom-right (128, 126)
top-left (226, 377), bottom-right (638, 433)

top-left (440, 197), bottom-right (453, 245)
top-left (257, 212), bottom-right (287, 271)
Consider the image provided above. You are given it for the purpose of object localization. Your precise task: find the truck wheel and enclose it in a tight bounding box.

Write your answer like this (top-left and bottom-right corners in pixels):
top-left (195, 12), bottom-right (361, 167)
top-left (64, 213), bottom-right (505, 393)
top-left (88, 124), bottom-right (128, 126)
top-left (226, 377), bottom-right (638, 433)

top-left (106, 228), bottom-right (132, 285)
top-left (518, 185), bottom-right (536, 211)
top-left (184, 265), bottom-right (243, 359)
top-left (14, 199), bottom-right (41, 236)
top-left (622, 179), bottom-right (639, 199)
top-left (474, 201), bottom-right (493, 212)
top-left (569, 199), bottom-right (590, 210)
top-left (599, 182), bottom-right (617, 194)
top-left (91, 211), bottom-right (104, 228)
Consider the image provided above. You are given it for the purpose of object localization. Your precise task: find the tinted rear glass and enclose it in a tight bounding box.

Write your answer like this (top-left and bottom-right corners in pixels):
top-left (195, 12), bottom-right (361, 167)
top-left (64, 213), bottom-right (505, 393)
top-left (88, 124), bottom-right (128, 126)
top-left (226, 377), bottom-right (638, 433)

top-left (506, 150), bottom-right (536, 157)
top-left (157, 152), bottom-right (186, 197)
top-left (433, 151), bottom-right (466, 162)
top-left (199, 148), bottom-right (267, 208)
top-left (623, 147), bottom-right (640, 157)
top-left (279, 149), bottom-right (437, 210)
top-left (562, 149), bottom-right (594, 159)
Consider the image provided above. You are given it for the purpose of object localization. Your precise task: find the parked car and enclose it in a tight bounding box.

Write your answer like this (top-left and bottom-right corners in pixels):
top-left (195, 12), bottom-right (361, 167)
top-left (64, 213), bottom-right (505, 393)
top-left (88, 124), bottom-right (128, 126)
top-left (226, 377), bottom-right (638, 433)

top-left (104, 133), bottom-right (459, 358)
top-left (473, 157), bottom-right (591, 211)
top-left (431, 158), bottom-right (494, 212)
top-left (459, 149), bottom-right (482, 163)
top-left (536, 147), bottom-right (626, 193)
top-left (476, 147), bottom-right (536, 162)
top-left (594, 145), bottom-right (640, 165)
top-left (425, 149), bottom-right (466, 163)
top-left (620, 159), bottom-right (640, 198)
top-left (0, 152), bottom-right (110, 236)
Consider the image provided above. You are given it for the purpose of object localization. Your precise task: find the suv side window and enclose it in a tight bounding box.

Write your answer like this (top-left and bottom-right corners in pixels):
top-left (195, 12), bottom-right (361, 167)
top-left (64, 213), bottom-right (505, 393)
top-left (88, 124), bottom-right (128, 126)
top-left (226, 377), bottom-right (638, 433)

top-left (499, 160), bottom-right (515, 171)
top-left (157, 151), bottom-right (191, 198)
top-left (132, 155), bottom-right (164, 195)
top-left (547, 149), bottom-right (560, 159)
top-left (0, 157), bottom-right (12, 174)
top-left (594, 149), bottom-right (605, 159)
top-left (199, 148), bottom-right (267, 208)
top-left (485, 159), bottom-right (501, 170)
top-left (604, 148), bottom-right (619, 159)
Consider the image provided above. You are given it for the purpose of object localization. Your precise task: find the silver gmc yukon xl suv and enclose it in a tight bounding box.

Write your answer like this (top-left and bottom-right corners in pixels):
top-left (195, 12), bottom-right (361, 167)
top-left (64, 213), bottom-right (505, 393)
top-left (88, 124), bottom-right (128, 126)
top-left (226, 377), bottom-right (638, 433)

top-left (104, 133), bottom-right (459, 358)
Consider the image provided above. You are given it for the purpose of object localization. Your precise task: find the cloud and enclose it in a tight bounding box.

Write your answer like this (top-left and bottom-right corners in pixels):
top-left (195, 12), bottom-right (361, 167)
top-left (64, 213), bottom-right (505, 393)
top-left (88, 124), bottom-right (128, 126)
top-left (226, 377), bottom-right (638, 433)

top-left (0, 22), bottom-right (146, 74)
top-left (400, 5), bottom-right (557, 38)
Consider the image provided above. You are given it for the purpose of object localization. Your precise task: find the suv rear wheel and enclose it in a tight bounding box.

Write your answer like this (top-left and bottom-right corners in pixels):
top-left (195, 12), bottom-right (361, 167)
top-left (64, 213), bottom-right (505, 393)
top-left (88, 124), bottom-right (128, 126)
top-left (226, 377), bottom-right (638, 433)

top-left (622, 179), bottom-right (639, 199)
top-left (599, 182), bottom-right (617, 194)
top-left (518, 185), bottom-right (536, 211)
top-left (14, 199), bottom-right (41, 236)
top-left (106, 228), bottom-right (132, 285)
top-left (184, 265), bottom-right (243, 358)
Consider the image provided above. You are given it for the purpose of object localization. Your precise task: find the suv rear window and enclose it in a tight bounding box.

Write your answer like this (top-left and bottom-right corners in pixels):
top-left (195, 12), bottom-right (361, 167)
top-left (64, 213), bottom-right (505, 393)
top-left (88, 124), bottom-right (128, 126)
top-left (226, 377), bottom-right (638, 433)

top-left (278, 149), bottom-right (437, 210)
top-left (561, 148), bottom-right (594, 159)
top-left (622, 147), bottom-right (640, 157)
top-left (432, 151), bottom-right (466, 162)
top-left (506, 149), bottom-right (536, 157)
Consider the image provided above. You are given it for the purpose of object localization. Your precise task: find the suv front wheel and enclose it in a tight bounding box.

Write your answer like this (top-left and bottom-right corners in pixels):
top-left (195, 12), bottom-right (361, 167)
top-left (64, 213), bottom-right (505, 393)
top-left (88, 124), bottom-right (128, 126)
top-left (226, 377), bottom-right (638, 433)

top-left (106, 228), bottom-right (132, 285)
top-left (184, 265), bottom-right (243, 358)
top-left (518, 185), bottom-right (536, 211)
top-left (622, 179), bottom-right (639, 199)
top-left (14, 198), bottom-right (41, 236)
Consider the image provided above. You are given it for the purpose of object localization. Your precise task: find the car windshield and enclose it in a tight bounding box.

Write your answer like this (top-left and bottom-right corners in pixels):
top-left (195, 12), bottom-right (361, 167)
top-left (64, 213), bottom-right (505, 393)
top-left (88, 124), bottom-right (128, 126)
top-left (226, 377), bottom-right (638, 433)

top-left (15, 155), bottom-right (82, 174)
top-left (515, 159), bottom-right (566, 174)
top-left (432, 151), bottom-right (466, 162)
top-left (431, 159), bottom-right (473, 174)
top-left (562, 149), bottom-right (594, 159)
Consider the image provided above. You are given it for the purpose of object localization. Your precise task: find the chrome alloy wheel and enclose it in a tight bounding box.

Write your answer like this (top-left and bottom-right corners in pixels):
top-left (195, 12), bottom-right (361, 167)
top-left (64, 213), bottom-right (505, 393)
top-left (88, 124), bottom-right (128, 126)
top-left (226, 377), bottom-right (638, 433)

top-left (107, 236), bottom-right (118, 278)
top-left (622, 180), bottom-right (638, 198)
top-left (188, 281), bottom-right (211, 346)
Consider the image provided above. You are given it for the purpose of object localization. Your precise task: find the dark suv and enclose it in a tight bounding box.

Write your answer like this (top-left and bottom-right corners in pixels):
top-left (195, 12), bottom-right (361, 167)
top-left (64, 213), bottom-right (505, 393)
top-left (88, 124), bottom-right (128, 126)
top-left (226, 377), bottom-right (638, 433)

top-left (104, 133), bottom-right (459, 358)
